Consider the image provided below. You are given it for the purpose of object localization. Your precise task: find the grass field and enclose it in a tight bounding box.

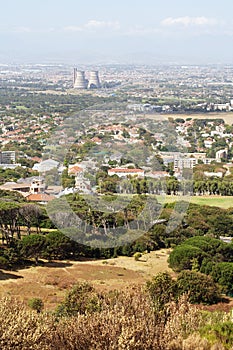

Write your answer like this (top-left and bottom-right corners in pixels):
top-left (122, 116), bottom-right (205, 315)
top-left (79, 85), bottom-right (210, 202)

top-left (149, 112), bottom-right (233, 124)
top-left (163, 195), bottom-right (233, 209)
top-left (0, 249), bottom-right (172, 310)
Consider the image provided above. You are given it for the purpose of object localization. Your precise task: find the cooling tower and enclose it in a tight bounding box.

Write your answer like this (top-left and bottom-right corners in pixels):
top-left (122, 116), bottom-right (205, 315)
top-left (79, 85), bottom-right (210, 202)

top-left (88, 71), bottom-right (101, 89)
top-left (74, 69), bottom-right (88, 89)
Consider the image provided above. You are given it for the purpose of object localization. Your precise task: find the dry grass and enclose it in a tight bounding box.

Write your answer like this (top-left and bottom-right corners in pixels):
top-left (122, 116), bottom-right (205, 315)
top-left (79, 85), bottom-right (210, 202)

top-left (149, 112), bottom-right (233, 124)
top-left (0, 250), bottom-right (172, 310)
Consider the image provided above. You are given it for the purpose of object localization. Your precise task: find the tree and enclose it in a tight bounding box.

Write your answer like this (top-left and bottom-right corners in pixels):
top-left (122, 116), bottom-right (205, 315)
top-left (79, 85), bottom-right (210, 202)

top-left (43, 231), bottom-right (75, 260)
top-left (0, 202), bottom-right (21, 244)
top-left (19, 234), bottom-right (46, 264)
top-left (146, 272), bottom-right (177, 309)
top-left (168, 244), bottom-right (207, 272)
top-left (177, 271), bottom-right (221, 304)
top-left (20, 204), bottom-right (42, 235)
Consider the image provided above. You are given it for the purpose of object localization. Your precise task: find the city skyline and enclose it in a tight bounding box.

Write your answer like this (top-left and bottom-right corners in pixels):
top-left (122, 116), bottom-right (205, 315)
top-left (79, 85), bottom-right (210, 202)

top-left (1, 0), bottom-right (233, 64)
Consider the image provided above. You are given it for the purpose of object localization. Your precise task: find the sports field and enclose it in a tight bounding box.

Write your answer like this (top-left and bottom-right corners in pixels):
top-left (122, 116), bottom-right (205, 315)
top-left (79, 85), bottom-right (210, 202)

top-left (163, 195), bottom-right (233, 209)
top-left (150, 112), bottom-right (233, 124)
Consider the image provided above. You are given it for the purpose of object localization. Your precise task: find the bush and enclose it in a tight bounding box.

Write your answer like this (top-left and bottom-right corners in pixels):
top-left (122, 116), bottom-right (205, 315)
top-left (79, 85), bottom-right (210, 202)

top-left (56, 282), bottom-right (102, 317)
top-left (133, 252), bottom-right (142, 261)
top-left (146, 272), bottom-right (177, 309)
top-left (200, 321), bottom-right (233, 349)
top-left (168, 244), bottom-right (207, 272)
top-left (211, 262), bottom-right (233, 296)
top-left (0, 256), bottom-right (10, 269)
top-left (28, 298), bottom-right (44, 313)
top-left (177, 271), bottom-right (221, 304)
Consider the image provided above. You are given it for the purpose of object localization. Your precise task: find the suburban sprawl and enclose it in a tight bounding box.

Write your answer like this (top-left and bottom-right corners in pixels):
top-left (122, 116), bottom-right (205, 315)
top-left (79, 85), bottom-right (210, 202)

top-left (0, 63), bottom-right (233, 349)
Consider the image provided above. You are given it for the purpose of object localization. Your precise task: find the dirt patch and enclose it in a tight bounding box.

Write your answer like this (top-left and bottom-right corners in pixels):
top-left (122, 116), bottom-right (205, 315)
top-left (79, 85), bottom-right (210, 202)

top-left (0, 250), bottom-right (172, 310)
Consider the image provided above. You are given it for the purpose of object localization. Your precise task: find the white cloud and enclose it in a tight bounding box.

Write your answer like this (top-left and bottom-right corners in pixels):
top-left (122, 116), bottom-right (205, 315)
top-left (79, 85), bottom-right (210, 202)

top-left (85, 20), bottom-right (120, 30)
top-left (161, 16), bottom-right (218, 27)
top-left (63, 20), bottom-right (120, 33)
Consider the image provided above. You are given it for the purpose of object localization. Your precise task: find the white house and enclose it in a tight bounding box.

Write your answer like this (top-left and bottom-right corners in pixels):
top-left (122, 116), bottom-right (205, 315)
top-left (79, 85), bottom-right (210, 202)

top-left (108, 168), bottom-right (145, 178)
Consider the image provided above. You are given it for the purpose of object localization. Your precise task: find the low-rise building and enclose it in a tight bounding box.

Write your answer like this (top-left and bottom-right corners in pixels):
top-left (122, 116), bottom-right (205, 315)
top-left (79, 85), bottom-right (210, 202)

top-left (108, 168), bottom-right (145, 178)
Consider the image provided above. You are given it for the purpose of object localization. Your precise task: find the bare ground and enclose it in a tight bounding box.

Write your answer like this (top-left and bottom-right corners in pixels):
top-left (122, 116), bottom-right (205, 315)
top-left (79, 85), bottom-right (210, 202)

top-left (0, 249), bottom-right (172, 310)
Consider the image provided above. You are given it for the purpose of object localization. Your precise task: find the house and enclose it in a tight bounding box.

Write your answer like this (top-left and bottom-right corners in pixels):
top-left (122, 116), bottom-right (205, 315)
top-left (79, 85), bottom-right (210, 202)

top-left (68, 165), bottom-right (84, 176)
top-left (0, 182), bottom-right (31, 194)
top-left (32, 159), bottom-right (59, 172)
top-left (204, 171), bottom-right (223, 178)
top-left (174, 157), bottom-right (198, 170)
top-left (26, 193), bottom-right (55, 204)
top-left (204, 138), bottom-right (215, 149)
top-left (108, 168), bottom-right (145, 178)
top-left (75, 177), bottom-right (92, 194)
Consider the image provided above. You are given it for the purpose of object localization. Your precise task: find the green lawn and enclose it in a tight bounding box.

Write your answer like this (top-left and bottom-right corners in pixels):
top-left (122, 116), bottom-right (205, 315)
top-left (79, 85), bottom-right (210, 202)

top-left (16, 105), bottom-right (28, 110)
top-left (162, 195), bottom-right (233, 209)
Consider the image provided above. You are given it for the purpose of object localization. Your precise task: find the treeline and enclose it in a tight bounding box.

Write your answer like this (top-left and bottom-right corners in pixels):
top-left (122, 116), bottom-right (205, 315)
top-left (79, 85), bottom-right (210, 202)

top-left (0, 231), bottom-right (83, 268)
top-left (0, 192), bottom-right (233, 273)
top-left (95, 174), bottom-right (233, 196)
top-left (0, 201), bottom-right (54, 246)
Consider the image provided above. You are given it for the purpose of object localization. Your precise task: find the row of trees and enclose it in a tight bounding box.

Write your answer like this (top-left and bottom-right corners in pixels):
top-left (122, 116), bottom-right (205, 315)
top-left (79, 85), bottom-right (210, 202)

top-left (0, 231), bottom-right (85, 268)
top-left (0, 202), bottom-right (54, 246)
top-left (94, 173), bottom-right (233, 196)
top-left (0, 192), bottom-right (232, 272)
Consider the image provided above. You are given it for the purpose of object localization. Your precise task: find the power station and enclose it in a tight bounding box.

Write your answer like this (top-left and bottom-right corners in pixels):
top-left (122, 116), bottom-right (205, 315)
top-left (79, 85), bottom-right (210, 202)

top-left (73, 69), bottom-right (88, 89)
top-left (73, 69), bottom-right (101, 89)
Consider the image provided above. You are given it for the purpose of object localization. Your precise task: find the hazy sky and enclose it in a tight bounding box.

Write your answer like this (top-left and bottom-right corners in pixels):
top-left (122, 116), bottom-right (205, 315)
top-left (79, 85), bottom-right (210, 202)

top-left (1, 0), bottom-right (233, 64)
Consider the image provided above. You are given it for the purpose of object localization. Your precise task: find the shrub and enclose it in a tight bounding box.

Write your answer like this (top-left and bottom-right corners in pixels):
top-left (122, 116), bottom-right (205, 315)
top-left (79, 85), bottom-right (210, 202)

top-left (177, 271), bottom-right (221, 304)
top-left (0, 256), bottom-right (10, 269)
top-left (28, 298), bottom-right (44, 313)
top-left (200, 322), bottom-right (233, 350)
top-left (168, 244), bottom-right (207, 272)
top-left (56, 282), bottom-right (102, 317)
top-left (133, 252), bottom-right (142, 261)
top-left (146, 272), bottom-right (177, 309)
top-left (211, 262), bottom-right (233, 296)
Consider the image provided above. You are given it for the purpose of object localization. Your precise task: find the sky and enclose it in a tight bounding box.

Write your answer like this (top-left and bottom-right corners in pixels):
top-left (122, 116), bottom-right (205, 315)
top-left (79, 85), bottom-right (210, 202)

top-left (1, 0), bottom-right (233, 64)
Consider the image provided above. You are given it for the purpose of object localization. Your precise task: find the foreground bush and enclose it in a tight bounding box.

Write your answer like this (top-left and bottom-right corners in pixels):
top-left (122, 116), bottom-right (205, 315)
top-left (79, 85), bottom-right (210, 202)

top-left (0, 297), bottom-right (53, 349)
top-left (0, 287), bottom-right (232, 350)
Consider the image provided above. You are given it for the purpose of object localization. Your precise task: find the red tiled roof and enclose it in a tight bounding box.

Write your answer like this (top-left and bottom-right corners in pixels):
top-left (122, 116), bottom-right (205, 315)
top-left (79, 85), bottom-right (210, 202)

top-left (69, 166), bottom-right (83, 174)
top-left (108, 168), bottom-right (144, 173)
top-left (26, 193), bottom-right (55, 202)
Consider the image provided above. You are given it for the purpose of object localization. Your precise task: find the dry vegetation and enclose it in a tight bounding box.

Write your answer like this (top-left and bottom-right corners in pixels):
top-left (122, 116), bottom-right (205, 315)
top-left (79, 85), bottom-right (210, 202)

top-left (150, 112), bottom-right (233, 124)
top-left (0, 250), bottom-right (232, 349)
top-left (0, 290), bottom-right (231, 350)
top-left (0, 250), bottom-right (172, 309)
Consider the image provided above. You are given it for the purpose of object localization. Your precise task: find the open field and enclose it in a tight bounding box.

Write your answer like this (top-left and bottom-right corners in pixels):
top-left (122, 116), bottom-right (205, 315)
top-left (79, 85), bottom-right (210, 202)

top-left (0, 249), bottom-right (172, 310)
top-left (149, 112), bottom-right (233, 124)
top-left (163, 195), bottom-right (233, 209)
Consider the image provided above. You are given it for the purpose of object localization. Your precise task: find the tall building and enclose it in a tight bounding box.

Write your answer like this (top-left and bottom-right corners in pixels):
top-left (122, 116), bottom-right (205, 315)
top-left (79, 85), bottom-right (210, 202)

top-left (0, 151), bottom-right (16, 164)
